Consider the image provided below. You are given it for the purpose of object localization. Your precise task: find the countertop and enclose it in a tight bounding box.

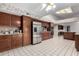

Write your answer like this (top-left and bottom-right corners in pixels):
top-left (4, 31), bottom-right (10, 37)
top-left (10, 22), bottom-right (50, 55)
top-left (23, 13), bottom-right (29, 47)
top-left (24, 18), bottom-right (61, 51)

top-left (63, 32), bottom-right (79, 35)
top-left (75, 32), bottom-right (79, 35)
top-left (0, 33), bottom-right (22, 36)
top-left (42, 31), bottom-right (51, 33)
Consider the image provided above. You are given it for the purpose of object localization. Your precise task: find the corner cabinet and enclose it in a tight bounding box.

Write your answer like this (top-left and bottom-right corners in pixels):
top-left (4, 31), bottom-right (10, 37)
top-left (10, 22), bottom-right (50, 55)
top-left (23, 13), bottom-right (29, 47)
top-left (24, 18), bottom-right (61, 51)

top-left (11, 15), bottom-right (21, 27)
top-left (0, 12), bottom-right (11, 26)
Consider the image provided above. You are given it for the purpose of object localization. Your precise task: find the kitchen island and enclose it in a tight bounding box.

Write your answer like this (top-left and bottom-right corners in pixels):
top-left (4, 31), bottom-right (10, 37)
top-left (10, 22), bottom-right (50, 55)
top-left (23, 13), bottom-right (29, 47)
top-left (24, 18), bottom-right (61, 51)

top-left (63, 32), bottom-right (75, 40)
top-left (75, 33), bottom-right (79, 51)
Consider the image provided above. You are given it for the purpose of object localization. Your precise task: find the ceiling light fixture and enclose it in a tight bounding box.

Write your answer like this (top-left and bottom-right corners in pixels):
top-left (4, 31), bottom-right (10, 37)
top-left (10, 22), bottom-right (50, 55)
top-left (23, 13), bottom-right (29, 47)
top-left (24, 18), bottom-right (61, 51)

top-left (46, 3), bottom-right (56, 12)
top-left (52, 5), bottom-right (56, 8)
top-left (46, 5), bottom-right (52, 11)
top-left (41, 3), bottom-right (47, 10)
top-left (56, 7), bottom-right (72, 14)
top-left (56, 11), bottom-right (60, 14)
top-left (65, 7), bottom-right (72, 13)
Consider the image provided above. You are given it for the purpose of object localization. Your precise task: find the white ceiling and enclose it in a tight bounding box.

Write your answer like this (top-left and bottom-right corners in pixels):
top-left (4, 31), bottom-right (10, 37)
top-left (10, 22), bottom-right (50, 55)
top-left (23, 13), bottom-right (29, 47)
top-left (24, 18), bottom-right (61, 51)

top-left (9, 3), bottom-right (79, 20)
top-left (1, 3), bottom-right (79, 20)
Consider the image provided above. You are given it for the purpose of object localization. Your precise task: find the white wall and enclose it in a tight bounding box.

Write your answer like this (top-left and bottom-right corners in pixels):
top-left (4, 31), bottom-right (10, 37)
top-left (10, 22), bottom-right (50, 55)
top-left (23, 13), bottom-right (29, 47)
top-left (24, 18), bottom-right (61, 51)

top-left (60, 22), bottom-right (79, 33)
top-left (56, 17), bottom-right (79, 24)
top-left (54, 24), bottom-right (68, 36)
top-left (69, 22), bottom-right (79, 32)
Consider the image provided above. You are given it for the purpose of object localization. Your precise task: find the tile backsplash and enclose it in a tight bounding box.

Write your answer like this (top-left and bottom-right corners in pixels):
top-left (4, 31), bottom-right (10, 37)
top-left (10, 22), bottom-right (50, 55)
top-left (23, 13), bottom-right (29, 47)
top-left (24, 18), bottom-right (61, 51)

top-left (0, 26), bottom-right (21, 34)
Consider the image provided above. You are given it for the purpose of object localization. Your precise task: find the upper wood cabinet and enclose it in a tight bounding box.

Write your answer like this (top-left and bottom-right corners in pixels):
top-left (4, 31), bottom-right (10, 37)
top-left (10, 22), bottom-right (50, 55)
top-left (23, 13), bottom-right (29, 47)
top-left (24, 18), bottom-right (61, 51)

top-left (42, 22), bottom-right (49, 28)
top-left (0, 12), bottom-right (11, 26)
top-left (22, 16), bottom-right (31, 46)
top-left (0, 12), bottom-right (21, 27)
top-left (11, 15), bottom-right (21, 27)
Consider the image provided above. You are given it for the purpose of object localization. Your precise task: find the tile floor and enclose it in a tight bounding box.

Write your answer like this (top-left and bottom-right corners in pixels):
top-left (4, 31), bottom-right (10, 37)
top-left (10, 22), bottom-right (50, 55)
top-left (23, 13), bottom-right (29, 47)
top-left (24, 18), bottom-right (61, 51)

top-left (0, 36), bottom-right (79, 56)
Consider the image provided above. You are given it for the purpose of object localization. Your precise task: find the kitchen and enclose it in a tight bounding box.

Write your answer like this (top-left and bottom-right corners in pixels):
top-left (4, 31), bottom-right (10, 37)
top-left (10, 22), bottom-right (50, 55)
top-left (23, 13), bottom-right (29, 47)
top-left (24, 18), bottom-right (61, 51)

top-left (0, 12), bottom-right (54, 52)
top-left (1, 3), bottom-right (79, 56)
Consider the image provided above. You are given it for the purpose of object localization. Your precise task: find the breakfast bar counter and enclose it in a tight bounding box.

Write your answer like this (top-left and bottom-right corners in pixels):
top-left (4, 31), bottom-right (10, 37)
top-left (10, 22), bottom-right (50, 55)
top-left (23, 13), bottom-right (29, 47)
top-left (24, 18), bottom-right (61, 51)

top-left (63, 32), bottom-right (75, 40)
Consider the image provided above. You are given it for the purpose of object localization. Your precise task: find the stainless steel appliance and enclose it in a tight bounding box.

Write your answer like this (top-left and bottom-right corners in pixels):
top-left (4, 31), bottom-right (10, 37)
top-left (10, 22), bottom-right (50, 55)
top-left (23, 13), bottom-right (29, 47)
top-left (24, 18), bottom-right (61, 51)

top-left (32, 21), bottom-right (42, 45)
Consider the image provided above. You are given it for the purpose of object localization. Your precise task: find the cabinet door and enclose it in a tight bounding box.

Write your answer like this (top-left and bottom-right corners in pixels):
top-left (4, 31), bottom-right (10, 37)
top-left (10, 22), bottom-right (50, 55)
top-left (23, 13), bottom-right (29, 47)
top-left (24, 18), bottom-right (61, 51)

top-left (22, 16), bottom-right (31, 46)
top-left (11, 34), bottom-right (22, 49)
top-left (0, 12), bottom-right (11, 26)
top-left (11, 15), bottom-right (21, 27)
top-left (75, 35), bottom-right (79, 51)
top-left (0, 35), bottom-right (11, 52)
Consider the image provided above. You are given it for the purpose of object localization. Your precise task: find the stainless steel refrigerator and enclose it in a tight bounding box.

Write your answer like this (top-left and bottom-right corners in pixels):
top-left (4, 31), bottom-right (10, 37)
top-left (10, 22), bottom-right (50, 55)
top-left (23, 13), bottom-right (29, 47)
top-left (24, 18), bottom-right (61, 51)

top-left (32, 21), bottom-right (43, 45)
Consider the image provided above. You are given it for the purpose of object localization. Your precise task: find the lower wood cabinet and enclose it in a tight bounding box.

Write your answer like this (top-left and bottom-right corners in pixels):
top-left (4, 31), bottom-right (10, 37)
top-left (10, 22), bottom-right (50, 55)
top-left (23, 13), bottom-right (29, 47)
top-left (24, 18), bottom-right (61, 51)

top-left (11, 34), bottom-right (22, 49)
top-left (75, 35), bottom-right (79, 51)
top-left (0, 35), bottom-right (11, 52)
top-left (0, 34), bottom-right (22, 52)
top-left (63, 32), bottom-right (75, 40)
top-left (42, 32), bottom-right (51, 40)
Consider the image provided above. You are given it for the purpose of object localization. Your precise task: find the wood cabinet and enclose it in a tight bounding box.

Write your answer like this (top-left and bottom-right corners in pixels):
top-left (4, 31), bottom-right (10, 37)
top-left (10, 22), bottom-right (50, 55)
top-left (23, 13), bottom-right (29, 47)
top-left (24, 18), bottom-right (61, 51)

top-left (11, 34), bottom-right (22, 49)
top-left (75, 35), bottom-right (79, 51)
top-left (63, 32), bottom-right (75, 40)
top-left (42, 22), bottom-right (50, 28)
top-left (0, 35), bottom-right (11, 52)
top-left (0, 12), bottom-right (21, 27)
top-left (22, 16), bottom-right (31, 46)
top-left (0, 12), bottom-right (11, 26)
top-left (42, 32), bottom-right (51, 40)
top-left (11, 15), bottom-right (21, 27)
top-left (0, 34), bottom-right (22, 52)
